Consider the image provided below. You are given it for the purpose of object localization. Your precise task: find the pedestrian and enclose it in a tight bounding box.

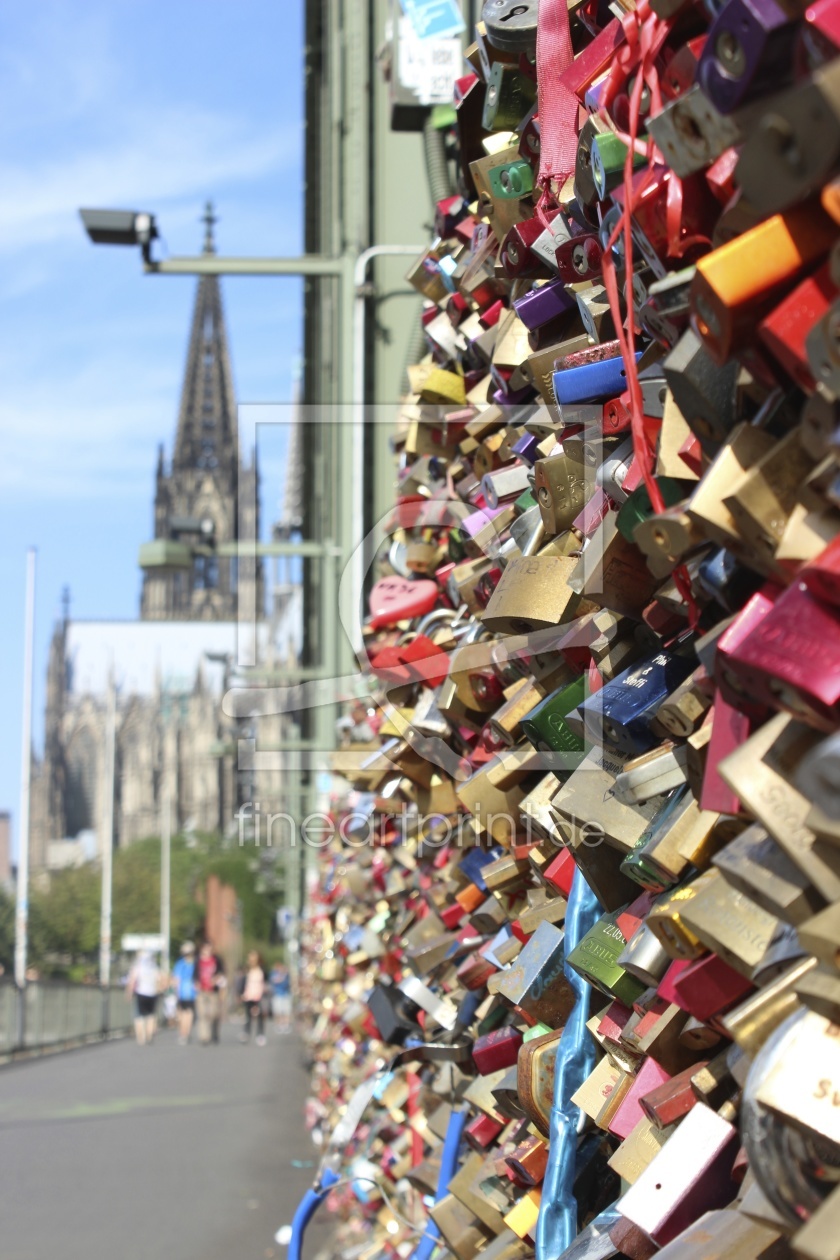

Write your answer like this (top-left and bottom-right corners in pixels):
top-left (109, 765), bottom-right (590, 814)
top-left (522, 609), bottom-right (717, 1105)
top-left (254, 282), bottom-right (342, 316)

top-left (240, 950), bottom-right (267, 1046)
top-left (171, 941), bottom-right (197, 1045)
top-left (127, 949), bottom-right (160, 1046)
top-left (196, 941), bottom-right (226, 1045)
top-left (269, 960), bottom-right (292, 1035)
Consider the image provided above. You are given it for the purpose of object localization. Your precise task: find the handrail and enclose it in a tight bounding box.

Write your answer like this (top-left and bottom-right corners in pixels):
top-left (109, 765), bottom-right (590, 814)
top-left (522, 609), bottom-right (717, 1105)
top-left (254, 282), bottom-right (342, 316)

top-left (0, 979), bottom-right (133, 1059)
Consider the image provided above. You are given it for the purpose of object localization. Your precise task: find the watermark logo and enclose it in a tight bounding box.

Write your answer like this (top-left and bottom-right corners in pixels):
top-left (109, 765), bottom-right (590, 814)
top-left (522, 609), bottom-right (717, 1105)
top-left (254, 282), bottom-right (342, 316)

top-left (236, 799), bottom-right (607, 851)
top-left (225, 403), bottom-right (615, 797)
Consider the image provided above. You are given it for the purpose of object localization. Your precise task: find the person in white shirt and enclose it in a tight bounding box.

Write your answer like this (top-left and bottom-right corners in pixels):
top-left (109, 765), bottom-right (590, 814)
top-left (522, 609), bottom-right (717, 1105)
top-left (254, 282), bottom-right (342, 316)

top-left (128, 950), bottom-right (160, 1046)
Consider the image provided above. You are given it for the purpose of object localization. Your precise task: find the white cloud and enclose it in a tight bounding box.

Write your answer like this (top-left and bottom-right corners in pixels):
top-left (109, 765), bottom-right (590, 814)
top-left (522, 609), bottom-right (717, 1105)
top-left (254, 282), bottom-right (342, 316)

top-left (0, 107), bottom-right (294, 253)
top-left (0, 3), bottom-right (301, 498)
top-left (0, 360), bottom-right (176, 499)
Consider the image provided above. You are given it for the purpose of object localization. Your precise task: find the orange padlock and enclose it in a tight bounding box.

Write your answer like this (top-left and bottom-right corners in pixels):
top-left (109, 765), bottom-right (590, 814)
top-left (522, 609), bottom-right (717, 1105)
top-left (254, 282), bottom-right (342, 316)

top-left (689, 200), bottom-right (837, 364)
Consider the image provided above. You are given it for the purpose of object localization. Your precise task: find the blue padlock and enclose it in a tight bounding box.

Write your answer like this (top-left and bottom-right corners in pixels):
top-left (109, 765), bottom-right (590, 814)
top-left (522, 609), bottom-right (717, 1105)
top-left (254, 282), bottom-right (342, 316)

top-left (579, 649), bottom-right (695, 755)
top-left (553, 351), bottom-right (642, 404)
top-left (457, 844), bottom-right (504, 892)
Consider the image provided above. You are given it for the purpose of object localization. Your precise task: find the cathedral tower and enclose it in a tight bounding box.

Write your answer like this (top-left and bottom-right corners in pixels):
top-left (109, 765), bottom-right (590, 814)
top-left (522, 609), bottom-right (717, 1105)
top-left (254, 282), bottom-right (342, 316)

top-left (139, 205), bottom-right (263, 621)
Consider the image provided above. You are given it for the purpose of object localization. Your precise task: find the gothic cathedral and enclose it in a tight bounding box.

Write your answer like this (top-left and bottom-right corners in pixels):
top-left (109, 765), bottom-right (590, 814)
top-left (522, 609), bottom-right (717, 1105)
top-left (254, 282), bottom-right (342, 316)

top-left (28, 208), bottom-right (279, 871)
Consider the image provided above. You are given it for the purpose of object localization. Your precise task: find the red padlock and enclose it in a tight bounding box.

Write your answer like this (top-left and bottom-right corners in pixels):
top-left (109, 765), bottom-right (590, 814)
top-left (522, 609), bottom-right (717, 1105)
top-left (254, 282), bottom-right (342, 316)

top-left (801, 533), bottom-right (840, 606)
top-left (368, 577), bottom-right (439, 629)
top-left (758, 262), bottom-right (837, 393)
top-left (472, 1025), bottom-right (524, 1074)
top-left (669, 952), bottom-right (754, 1023)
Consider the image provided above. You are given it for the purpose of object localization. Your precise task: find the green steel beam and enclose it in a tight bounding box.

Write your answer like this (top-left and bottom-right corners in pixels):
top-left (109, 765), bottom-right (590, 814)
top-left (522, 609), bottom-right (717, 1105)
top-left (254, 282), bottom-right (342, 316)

top-left (143, 255), bottom-right (349, 277)
top-left (216, 540), bottom-right (340, 559)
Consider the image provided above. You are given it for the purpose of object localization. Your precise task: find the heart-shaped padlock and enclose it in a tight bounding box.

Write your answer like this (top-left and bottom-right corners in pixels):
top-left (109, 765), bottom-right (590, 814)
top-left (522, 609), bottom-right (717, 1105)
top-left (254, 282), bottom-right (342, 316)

top-left (368, 577), bottom-right (439, 630)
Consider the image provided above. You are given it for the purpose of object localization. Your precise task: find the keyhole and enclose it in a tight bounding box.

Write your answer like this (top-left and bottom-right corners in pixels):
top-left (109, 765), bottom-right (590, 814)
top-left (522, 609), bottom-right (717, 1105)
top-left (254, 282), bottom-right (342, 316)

top-left (501, 4), bottom-right (529, 18)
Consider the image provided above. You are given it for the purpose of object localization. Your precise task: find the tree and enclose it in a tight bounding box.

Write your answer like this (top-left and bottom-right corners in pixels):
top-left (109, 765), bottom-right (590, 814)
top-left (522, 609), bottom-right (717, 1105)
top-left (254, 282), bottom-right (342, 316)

top-left (0, 888), bottom-right (13, 972)
top-left (26, 832), bottom-right (285, 973)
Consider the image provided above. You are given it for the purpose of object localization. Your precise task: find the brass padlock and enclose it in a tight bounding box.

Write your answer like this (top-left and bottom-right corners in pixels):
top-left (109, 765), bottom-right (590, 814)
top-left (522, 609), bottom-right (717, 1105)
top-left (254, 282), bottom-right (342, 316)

top-left (480, 555), bottom-right (581, 634)
top-left (534, 449), bottom-right (592, 536)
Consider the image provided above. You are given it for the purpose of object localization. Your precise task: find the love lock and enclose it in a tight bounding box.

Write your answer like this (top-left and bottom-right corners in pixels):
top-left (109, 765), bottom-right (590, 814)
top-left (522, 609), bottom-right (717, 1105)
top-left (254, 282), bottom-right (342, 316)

top-left (482, 0), bottom-right (539, 56)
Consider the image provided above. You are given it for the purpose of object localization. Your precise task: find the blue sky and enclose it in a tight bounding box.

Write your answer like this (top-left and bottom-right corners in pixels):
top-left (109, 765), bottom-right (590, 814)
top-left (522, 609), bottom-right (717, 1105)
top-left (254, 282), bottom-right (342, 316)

top-left (0, 1), bottom-right (305, 852)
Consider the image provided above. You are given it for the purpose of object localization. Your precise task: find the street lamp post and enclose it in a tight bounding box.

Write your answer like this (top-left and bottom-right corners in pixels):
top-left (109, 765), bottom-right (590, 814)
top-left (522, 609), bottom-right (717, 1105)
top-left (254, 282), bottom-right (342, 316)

top-left (15, 548), bottom-right (36, 1036)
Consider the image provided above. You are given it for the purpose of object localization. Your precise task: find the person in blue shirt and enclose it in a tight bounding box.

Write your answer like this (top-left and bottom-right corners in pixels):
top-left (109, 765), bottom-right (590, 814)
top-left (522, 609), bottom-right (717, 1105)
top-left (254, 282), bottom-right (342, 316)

top-left (171, 941), bottom-right (197, 1045)
top-left (269, 961), bottom-right (292, 1035)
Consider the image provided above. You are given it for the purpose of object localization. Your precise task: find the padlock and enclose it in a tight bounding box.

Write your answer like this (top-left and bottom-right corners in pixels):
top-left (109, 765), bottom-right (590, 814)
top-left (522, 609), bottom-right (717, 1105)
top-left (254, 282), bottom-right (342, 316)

top-left (520, 674), bottom-right (588, 770)
top-left (533, 449), bottom-right (592, 536)
top-left (616, 1101), bottom-right (740, 1246)
top-left (689, 201), bottom-right (836, 365)
top-left (479, 554), bottom-right (581, 634)
top-left (516, 1027), bottom-right (563, 1136)
top-left (552, 742), bottom-right (664, 850)
top-left (575, 113), bottom-right (615, 207)
top-left (698, 0), bottom-right (798, 116)
top-left (493, 920), bottom-right (576, 1025)
top-left (579, 649), bottom-right (695, 756)
top-left (483, 64), bottom-right (537, 132)
top-left (554, 348), bottom-right (642, 405)
top-left (721, 580), bottom-right (840, 731)
top-left (713, 822), bottom-right (825, 925)
top-left (736, 59), bottom-right (840, 214)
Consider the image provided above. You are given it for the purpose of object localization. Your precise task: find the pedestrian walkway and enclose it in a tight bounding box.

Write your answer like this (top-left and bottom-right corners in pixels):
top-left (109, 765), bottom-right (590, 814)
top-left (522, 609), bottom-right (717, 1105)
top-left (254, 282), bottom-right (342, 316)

top-left (0, 1022), bottom-right (333, 1260)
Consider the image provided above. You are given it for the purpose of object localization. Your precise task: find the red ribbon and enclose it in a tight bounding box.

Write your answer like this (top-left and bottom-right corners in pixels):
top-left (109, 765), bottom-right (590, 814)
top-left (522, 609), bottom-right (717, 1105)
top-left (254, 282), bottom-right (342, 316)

top-left (537, 0), bottom-right (579, 187)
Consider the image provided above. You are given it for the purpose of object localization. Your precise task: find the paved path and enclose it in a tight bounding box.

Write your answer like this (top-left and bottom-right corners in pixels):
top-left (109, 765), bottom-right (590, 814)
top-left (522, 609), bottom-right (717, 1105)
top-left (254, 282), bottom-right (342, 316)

top-left (0, 1023), bottom-right (333, 1260)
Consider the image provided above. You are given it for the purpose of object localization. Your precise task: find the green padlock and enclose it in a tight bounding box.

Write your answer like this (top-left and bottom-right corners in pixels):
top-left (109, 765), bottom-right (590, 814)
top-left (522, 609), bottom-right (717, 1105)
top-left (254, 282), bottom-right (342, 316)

top-left (616, 476), bottom-right (684, 543)
top-left (591, 131), bottom-right (646, 200)
top-left (566, 911), bottom-right (648, 1006)
top-left (488, 159), bottom-right (535, 201)
top-left (521, 674), bottom-right (588, 774)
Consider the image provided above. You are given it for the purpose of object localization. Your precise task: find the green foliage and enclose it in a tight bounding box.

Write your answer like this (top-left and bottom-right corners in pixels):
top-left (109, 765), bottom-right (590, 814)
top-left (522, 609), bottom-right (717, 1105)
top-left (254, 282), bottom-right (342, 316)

top-left (0, 888), bottom-right (14, 972)
top-left (26, 832), bottom-right (285, 973)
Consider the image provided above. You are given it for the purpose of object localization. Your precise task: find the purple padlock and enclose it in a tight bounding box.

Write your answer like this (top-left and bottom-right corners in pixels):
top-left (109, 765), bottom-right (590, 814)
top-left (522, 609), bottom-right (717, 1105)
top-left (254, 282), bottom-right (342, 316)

top-left (511, 431), bottom-right (541, 465)
top-left (491, 381), bottom-right (534, 406)
top-left (513, 277), bottom-right (577, 330)
top-left (508, 435), bottom-right (541, 471)
top-left (698, 0), bottom-right (797, 114)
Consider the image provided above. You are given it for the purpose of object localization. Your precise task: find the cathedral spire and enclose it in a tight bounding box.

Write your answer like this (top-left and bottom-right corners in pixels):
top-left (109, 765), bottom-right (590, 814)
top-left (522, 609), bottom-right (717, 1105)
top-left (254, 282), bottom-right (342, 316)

top-left (140, 202), bottom-right (263, 622)
top-left (202, 200), bottom-right (217, 255)
top-left (171, 207), bottom-right (237, 479)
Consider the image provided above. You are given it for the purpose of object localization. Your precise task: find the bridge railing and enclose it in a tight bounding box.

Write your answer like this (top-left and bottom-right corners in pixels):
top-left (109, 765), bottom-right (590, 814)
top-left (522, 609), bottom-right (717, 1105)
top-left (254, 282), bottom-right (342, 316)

top-left (0, 980), bottom-right (133, 1059)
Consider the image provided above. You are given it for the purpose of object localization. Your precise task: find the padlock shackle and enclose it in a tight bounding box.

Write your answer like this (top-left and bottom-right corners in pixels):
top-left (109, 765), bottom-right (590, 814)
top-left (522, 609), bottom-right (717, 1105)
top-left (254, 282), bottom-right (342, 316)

top-left (287, 1167), bottom-right (340, 1260)
top-left (408, 1107), bottom-right (468, 1260)
top-left (415, 607), bottom-right (458, 637)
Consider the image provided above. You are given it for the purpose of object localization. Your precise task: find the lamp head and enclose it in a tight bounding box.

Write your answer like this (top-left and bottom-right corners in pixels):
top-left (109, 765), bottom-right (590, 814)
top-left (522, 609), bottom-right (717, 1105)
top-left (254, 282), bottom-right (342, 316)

top-left (79, 209), bottom-right (158, 259)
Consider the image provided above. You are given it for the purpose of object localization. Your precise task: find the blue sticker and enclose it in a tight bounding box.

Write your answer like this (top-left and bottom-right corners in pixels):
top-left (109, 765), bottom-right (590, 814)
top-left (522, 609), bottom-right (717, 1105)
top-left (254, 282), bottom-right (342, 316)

top-left (400, 0), bottom-right (466, 40)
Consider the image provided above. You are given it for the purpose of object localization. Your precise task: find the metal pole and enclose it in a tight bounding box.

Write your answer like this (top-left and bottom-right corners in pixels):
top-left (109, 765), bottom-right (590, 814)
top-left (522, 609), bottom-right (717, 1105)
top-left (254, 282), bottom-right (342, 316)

top-left (143, 255), bottom-right (347, 277)
top-left (350, 246), bottom-right (424, 655)
top-left (15, 547), bottom-right (36, 1004)
top-left (160, 780), bottom-right (171, 976)
top-left (99, 673), bottom-right (116, 987)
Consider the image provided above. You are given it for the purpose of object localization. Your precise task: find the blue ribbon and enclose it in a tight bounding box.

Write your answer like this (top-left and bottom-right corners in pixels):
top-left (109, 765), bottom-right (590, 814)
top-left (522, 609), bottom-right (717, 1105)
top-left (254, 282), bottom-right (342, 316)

top-left (410, 1106), bottom-right (467, 1260)
top-left (535, 867), bottom-right (601, 1260)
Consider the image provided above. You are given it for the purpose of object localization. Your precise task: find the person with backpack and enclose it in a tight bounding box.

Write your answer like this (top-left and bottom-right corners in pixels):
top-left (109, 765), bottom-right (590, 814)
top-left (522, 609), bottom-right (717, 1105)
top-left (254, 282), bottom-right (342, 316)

top-left (171, 941), bottom-right (197, 1045)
